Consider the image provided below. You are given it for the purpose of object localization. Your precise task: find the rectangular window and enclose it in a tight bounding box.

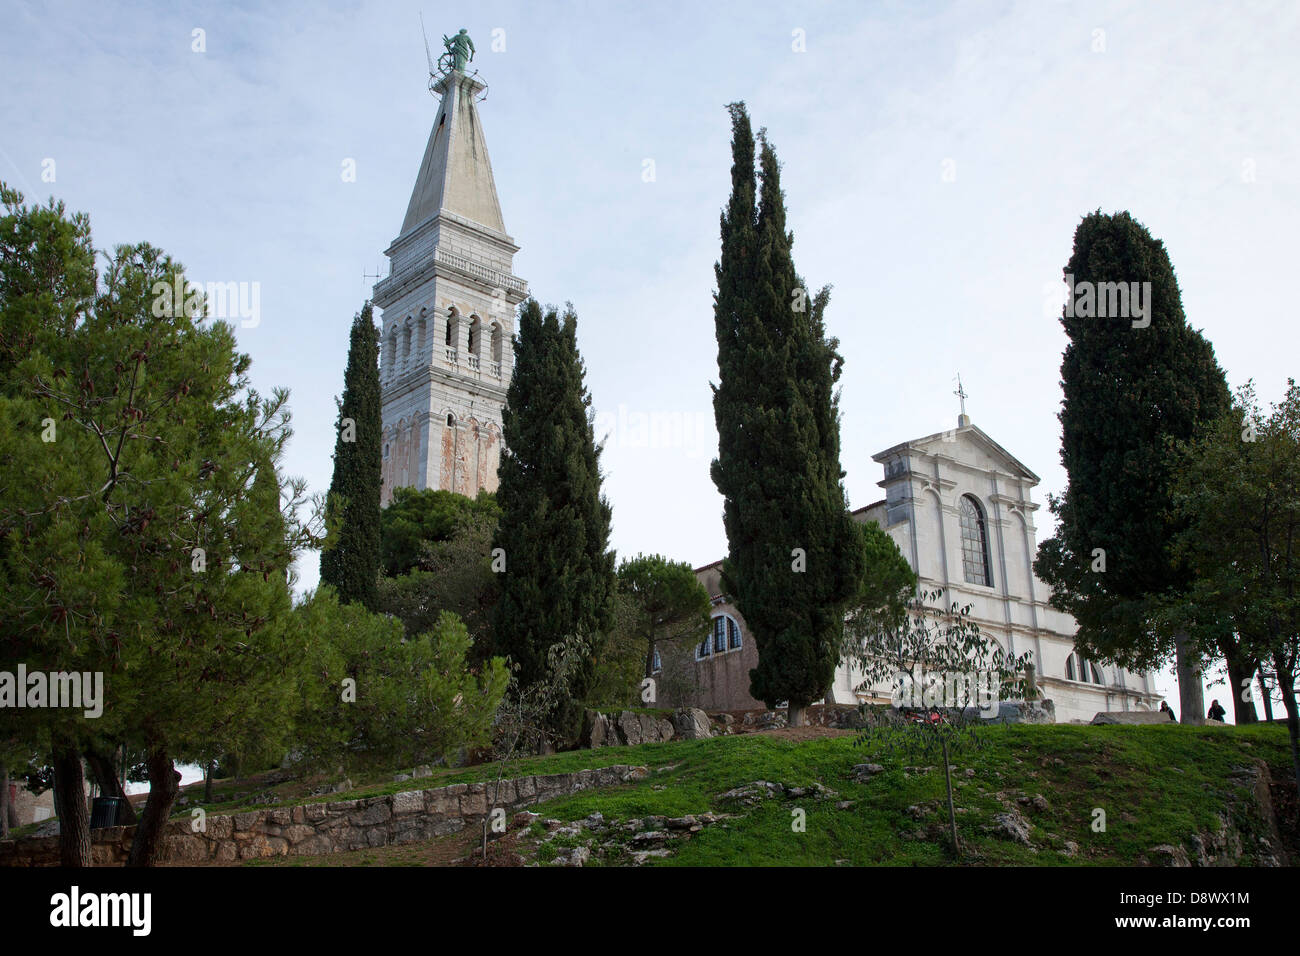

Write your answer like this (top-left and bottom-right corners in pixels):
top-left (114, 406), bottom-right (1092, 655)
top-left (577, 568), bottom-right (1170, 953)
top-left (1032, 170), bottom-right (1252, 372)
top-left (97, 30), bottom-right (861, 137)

top-left (713, 617), bottom-right (727, 653)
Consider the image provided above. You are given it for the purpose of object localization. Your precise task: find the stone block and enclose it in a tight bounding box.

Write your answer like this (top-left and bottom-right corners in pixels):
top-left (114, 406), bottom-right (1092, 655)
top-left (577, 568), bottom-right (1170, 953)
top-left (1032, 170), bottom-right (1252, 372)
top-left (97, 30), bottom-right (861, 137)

top-left (165, 835), bottom-right (209, 864)
top-left (1090, 710), bottom-right (1174, 726)
top-left (232, 811), bottom-right (263, 831)
top-left (513, 776), bottom-right (536, 801)
top-left (392, 790), bottom-right (424, 816)
top-left (349, 801), bottom-right (392, 827)
top-left (279, 825), bottom-right (317, 844)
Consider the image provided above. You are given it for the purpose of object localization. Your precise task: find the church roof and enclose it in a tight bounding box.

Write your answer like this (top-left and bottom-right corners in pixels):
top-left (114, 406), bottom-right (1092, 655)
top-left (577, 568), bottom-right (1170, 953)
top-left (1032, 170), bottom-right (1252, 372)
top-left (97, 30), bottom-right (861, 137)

top-left (871, 422), bottom-right (1041, 484)
top-left (400, 72), bottom-right (508, 238)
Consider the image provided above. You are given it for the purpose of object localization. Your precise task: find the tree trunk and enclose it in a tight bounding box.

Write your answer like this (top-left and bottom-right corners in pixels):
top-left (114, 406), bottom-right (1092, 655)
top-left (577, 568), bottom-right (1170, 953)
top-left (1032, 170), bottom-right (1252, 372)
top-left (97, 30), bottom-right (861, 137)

top-left (1258, 672), bottom-right (1275, 722)
top-left (126, 748), bottom-right (181, 867)
top-left (787, 703), bottom-right (806, 728)
top-left (4, 766), bottom-right (18, 830)
top-left (940, 736), bottom-right (960, 855)
top-left (1271, 652), bottom-right (1300, 794)
top-left (204, 761), bottom-right (214, 803)
top-left (84, 749), bottom-right (137, 825)
top-left (1174, 633), bottom-right (1205, 723)
top-left (0, 764), bottom-right (9, 839)
top-left (52, 749), bottom-right (91, 867)
top-left (1217, 638), bottom-right (1258, 724)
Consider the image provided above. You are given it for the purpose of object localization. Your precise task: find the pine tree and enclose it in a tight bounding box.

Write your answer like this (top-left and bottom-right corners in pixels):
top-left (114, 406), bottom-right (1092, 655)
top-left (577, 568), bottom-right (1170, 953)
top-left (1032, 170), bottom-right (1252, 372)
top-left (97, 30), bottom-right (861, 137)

top-left (709, 104), bottom-right (863, 726)
top-left (1034, 210), bottom-right (1232, 718)
top-left (0, 185), bottom-right (315, 865)
top-left (320, 302), bottom-right (382, 610)
top-left (491, 299), bottom-right (616, 739)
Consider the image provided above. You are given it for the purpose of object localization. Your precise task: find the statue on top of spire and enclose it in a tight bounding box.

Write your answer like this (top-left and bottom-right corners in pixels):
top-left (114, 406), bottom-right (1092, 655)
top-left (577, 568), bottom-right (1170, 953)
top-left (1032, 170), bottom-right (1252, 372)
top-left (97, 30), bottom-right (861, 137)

top-left (442, 28), bottom-right (475, 72)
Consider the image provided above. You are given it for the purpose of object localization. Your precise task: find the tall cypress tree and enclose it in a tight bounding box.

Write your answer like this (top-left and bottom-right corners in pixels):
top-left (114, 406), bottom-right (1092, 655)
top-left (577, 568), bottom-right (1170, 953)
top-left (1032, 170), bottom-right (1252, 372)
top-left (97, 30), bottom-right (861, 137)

top-left (320, 302), bottom-right (382, 610)
top-left (710, 104), bottom-right (862, 726)
top-left (491, 299), bottom-right (615, 737)
top-left (1034, 211), bottom-right (1232, 719)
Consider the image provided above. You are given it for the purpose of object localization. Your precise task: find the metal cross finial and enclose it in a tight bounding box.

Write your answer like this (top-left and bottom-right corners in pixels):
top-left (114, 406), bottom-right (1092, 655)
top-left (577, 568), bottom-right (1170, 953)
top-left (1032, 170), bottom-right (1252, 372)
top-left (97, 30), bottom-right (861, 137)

top-left (954, 373), bottom-right (968, 417)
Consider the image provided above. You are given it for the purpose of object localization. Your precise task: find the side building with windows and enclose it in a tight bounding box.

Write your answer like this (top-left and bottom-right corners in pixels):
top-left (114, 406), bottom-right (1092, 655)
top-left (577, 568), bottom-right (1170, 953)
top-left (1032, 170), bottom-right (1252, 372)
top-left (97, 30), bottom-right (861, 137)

top-left (670, 416), bottom-right (1162, 723)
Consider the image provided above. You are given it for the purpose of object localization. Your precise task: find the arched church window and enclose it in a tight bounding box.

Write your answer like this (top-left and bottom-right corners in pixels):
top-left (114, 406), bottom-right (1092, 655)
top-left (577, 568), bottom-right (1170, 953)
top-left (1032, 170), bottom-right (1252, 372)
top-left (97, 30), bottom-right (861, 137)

top-left (490, 321), bottom-right (503, 363)
top-left (708, 614), bottom-right (742, 654)
top-left (1066, 653), bottom-right (1103, 685)
top-left (959, 495), bottom-right (993, 587)
top-left (446, 413), bottom-right (456, 428)
top-left (468, 316), bottom-right (480, 355)
top-left (446, 309), bottom-right (459, 347)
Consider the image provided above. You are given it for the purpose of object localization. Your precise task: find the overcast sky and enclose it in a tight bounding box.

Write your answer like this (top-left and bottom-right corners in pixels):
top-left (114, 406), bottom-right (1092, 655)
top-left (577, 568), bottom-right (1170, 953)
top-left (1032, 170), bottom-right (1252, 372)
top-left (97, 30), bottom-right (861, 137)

top-left (4, 0), bottom-right (1297, 716)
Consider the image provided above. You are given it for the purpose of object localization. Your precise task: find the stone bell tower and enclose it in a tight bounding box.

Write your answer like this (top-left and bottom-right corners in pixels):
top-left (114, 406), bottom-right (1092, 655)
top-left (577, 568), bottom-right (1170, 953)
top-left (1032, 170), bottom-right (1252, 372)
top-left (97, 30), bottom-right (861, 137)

top-left (372, 36), bottom-right (528, 505)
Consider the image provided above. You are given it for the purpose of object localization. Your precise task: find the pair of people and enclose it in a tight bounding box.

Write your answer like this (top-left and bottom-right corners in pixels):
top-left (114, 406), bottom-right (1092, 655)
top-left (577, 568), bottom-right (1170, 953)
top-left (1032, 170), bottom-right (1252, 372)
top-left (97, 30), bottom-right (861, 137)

top-left (1158, 699), bottom-right (1227, 721)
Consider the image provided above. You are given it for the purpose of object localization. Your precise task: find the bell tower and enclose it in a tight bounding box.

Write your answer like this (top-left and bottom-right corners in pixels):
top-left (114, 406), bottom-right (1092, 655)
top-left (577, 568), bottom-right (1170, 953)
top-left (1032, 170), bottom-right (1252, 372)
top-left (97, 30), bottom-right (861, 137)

top-left (373, 32), bottom-right (528, 505)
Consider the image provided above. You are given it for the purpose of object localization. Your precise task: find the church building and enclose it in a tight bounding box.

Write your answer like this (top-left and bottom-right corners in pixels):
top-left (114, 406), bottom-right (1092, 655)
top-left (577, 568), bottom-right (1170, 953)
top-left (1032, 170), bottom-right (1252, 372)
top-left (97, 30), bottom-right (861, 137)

top-left (372, 52), bottom-right (528, 505)
top-left (679, 414), bottom-right (1163, 725)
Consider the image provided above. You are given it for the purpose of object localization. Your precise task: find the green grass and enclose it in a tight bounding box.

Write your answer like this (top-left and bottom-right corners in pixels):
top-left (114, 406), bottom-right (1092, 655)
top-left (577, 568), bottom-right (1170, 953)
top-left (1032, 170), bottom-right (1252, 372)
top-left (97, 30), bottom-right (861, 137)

top-left (506, 723), bottom-right (1292, 866)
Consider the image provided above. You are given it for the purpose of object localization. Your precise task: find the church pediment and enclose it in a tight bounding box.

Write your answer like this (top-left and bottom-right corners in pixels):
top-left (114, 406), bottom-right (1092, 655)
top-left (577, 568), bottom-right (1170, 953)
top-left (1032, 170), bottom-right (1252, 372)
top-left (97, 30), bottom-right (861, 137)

top-left (872, 424), bottom-right (1040, 486)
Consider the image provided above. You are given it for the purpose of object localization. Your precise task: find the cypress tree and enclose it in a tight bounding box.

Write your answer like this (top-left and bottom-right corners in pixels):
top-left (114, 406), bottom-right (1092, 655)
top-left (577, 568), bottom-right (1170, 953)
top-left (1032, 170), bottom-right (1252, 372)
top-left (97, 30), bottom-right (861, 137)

top-left (1034, 211), bottom-right (1232, 718)
top-left (320, 302), bottom-right (382, 610)
top-left (491, 299), bottom-right (616, 737)
top-left (710, 104), bottom-right (862, 726)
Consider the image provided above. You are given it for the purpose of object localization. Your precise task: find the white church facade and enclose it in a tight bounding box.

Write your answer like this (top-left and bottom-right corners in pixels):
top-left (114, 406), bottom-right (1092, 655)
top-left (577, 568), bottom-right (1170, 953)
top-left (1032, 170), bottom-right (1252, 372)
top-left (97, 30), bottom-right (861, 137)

top-left (684, 416), bottom-right (1163, 724)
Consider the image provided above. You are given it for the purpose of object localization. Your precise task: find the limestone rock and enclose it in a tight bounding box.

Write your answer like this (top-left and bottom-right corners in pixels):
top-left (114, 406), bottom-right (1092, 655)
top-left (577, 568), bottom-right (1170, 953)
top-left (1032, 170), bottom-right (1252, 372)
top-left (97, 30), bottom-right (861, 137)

top-left (1148, 844), bottom-right (1192, 867)
top-left (617, 711), bottom-right (644, 746)
top-left (851, 763), bottom-right (885, 782)
top-left (1091, 710), bottom-right (1175, 726)
top-left (990, 810), bottom-right (1033, 846)
top-left (672, 707), bottom-right (712, 740)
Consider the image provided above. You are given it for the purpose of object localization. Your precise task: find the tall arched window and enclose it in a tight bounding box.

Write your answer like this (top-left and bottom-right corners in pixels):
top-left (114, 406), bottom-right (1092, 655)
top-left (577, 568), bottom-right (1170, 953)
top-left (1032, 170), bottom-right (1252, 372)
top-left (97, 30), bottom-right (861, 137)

top-left (1066, 653), bottom-right (1103, 685)
top-left (445, 309), bottom-right (459, 348)
top-left (490, 321), bottom-right (503, 364)
top-left (959, 494), bottom-right (993, 587)
top-left (467, 316), bottom-right (480, 355)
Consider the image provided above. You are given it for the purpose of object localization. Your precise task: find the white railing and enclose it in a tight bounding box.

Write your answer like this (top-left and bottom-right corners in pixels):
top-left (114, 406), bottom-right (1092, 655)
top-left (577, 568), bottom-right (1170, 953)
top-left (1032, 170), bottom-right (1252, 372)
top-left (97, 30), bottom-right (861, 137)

top-left (444, 347), bottom-right (458, 363)
top-left (467, 355), bottom-right (480, 370)
top-left (489, 361), bottom-right (502, 378)
top-left (435, 248), bottom-right (528, 296)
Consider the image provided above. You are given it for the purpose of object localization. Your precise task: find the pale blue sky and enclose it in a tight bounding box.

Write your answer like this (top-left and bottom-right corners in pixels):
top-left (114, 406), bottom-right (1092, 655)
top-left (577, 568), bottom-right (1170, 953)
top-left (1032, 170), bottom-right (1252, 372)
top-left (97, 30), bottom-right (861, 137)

top-left (4, 0), bottom-right (1297, 715)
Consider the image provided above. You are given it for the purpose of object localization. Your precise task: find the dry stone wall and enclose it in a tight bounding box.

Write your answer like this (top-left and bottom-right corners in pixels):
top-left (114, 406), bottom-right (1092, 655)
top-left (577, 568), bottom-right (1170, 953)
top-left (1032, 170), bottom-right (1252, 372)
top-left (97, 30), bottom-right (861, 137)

top-left (0, 764), bottom-right (648, 867)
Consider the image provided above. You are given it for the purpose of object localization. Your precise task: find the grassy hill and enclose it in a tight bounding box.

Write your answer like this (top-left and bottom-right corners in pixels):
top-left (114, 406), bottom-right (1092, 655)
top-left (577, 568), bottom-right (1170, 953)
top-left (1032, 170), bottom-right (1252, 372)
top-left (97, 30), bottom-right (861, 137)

top-left (242, 722), bottom-right (1296, 867)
